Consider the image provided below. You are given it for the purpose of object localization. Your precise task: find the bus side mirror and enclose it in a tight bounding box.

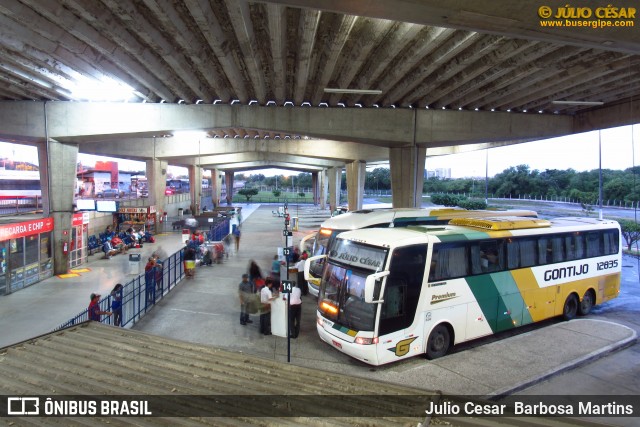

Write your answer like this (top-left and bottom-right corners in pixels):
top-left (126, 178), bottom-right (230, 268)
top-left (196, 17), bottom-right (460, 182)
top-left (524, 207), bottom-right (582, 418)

top-left (304, 254), bottom-right (327, 281)
top-left (364, 271), bottom-right (390, 303)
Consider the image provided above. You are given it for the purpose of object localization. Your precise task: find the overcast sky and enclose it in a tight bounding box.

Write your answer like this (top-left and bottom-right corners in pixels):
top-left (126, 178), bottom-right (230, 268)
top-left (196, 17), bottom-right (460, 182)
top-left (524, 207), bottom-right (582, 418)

top-left (1, 124), bottom-right (637, 179)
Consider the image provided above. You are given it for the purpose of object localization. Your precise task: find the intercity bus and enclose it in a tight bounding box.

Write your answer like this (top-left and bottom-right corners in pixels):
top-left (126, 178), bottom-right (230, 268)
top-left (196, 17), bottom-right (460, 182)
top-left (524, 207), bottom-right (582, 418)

top-left (304, 208), bottom-right (538, 297)
top-left (306, 216), bottom-right (621, 366)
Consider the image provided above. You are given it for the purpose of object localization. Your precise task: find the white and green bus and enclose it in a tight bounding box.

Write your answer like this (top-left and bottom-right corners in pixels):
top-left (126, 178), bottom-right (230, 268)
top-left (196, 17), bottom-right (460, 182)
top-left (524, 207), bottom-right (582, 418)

top-left (306, 216), bottom-right (621, 366)
top-left (304, 208), bottom-right (538, 297)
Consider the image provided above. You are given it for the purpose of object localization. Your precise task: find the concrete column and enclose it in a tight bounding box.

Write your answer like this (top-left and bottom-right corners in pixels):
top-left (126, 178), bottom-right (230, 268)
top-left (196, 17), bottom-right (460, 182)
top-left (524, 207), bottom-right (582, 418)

top-left (225, 171), bottom-right (234, 205)
top-left (389, 146), bottom-right (426, 208)
top-left (146, 158), bottom-right (168, 214)
top-left (311, 172), bottom-right (319, 205)
top-left (188, 164), bottom-right (202, 214)
top-left (327, 167), bottom-right (341, 213)
top-left (37, 143), bottom-right (51, 217)
top-left (43, 140), bottom-right (78, 275)
top-left (319, 169), bottom-right (328, 210)
top-left (346, 161), bottom-right (366, 211)
top-left (211, 168), bottom-right (222, 208)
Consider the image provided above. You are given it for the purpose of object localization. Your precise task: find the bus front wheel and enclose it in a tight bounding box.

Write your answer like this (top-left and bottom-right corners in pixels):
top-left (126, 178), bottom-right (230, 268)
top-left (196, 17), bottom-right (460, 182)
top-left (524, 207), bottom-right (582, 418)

top-left (563, 294), bottom-right (579, 320)
top-left (578, 290), bottom-right (595, 316)
top-left (426, 324), bottom-right (451, 360)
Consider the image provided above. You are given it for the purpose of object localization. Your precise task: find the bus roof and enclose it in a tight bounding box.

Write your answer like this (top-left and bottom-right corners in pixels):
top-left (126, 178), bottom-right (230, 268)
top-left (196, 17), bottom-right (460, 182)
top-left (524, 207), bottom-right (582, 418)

top-left (319, 207), bottom-right (537, 231)
top-left (335, 217), bottom-right (620, 248)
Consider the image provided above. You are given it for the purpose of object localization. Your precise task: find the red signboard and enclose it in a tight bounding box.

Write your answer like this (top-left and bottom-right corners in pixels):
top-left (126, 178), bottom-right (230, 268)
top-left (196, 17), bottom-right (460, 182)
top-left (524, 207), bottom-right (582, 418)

top-left (0, 217), bottom-right (54, 241)
top-left (72, 212), bottom-right (90, 227)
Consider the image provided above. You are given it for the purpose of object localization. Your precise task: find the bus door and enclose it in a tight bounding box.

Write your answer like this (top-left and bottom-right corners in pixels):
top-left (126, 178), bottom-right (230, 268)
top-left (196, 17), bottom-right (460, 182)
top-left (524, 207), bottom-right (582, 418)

top-left (375, 245), bottom-right (427, 364)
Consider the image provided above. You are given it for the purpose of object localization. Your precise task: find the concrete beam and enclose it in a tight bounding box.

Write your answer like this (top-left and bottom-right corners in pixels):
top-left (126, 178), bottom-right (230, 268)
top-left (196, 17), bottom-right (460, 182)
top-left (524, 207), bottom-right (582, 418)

top-left (0, 102), bottom-right (607, 149)
top-left (76, 136), bottom-right (388, 164)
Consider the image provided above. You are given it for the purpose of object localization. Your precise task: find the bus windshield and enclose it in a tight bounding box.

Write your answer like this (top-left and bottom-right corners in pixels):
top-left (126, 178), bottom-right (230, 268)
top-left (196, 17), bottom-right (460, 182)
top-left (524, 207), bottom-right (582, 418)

top-left (309, 228), bottom-right (342, 277)
top-left (318, 240), bottom-right (388, 332)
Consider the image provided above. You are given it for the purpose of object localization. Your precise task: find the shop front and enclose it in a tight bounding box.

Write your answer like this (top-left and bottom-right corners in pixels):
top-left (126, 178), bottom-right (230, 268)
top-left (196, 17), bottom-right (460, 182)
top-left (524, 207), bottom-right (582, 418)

top-left (117, 205), bottom-right (157, 235)
top-left (69, 212), bottom-right (90, 269)
top-left (0, 217), bottom-right (54, 295)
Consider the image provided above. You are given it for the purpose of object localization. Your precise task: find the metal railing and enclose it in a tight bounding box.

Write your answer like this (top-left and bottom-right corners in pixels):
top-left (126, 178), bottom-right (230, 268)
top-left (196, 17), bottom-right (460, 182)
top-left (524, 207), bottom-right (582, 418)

top-left (55, 248), bottom-right (185, 330)
top-left (0, 196), bottom-right (43, 215)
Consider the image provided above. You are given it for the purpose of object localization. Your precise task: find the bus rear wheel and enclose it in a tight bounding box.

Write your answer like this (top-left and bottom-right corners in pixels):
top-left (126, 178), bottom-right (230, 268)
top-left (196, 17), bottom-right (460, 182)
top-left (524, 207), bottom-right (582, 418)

top-left (563, 294), bottom-right (579, 320)
top-left (426, 324), bottom-right (450, 360)
top-left (578, 290), bottom-right (595, 316)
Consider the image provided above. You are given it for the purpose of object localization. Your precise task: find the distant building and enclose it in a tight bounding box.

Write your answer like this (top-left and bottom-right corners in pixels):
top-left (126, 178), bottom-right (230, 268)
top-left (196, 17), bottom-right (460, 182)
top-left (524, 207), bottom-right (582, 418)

top-left (425, 168), bottom-right (451, 179)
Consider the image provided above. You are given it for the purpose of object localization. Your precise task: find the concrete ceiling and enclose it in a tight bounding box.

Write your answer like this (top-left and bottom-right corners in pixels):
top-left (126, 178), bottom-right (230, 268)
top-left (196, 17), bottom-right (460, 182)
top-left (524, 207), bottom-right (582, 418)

top-left (0, 0), bottom-right (638, 171)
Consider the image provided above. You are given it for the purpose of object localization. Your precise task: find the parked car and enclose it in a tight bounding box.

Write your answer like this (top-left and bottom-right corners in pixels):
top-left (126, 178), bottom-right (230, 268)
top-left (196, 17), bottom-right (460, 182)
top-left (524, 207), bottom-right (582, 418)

top-left (96, 188), bottom-right (120, 198)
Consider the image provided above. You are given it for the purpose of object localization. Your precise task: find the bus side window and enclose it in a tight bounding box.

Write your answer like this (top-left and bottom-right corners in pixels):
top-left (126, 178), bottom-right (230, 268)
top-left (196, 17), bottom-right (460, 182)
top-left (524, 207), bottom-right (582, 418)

top-left (470, 243), bottom-right (483, 275)
top-left (585, 232), bottom-right (602, 257)
top-left (479, 241), bottom-right (502, 273)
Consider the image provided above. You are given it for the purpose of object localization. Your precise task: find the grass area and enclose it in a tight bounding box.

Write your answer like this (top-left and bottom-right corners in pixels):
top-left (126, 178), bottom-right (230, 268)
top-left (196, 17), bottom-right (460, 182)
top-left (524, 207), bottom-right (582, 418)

top-left (232, 190), bottom-right (314, 204)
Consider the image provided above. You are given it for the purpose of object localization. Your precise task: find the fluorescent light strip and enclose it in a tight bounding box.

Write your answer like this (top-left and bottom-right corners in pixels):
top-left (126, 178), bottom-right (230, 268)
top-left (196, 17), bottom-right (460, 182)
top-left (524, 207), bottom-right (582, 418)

top-left (324, 88), bottom-right (382, 95)
top-left (551, 100), bottom-right (604, 106)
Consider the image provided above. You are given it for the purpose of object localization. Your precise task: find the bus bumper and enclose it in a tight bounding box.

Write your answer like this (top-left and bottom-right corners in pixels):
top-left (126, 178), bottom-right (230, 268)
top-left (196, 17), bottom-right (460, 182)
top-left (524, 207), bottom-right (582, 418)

top-left (316, 322), bottom-right (378, 365)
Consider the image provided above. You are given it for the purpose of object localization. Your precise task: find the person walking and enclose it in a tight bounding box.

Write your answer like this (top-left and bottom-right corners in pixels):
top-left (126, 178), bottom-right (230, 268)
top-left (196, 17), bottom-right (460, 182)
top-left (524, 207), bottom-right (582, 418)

top-left (233, 226), bottom-right (241, 252)
top-left (110, 284), bottom-right (124, 327)
top-left (271, 254), bottom-right (283, 285)
top-left (260, 278), bottom-right (277, 335)
top-left (88, 293), bottom-right (112, 322)
top-left (285, 282), bottom-right (302, 338)
top-left (144, 257), bottom-right (157, 304)
top-left (238, 274), bottom-right (255, 326)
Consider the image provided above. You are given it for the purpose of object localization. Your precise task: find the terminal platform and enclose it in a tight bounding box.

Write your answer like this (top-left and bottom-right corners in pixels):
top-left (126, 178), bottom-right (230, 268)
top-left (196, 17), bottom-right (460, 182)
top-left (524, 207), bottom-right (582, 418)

top-left (0, 204), bottom-right (636, 425)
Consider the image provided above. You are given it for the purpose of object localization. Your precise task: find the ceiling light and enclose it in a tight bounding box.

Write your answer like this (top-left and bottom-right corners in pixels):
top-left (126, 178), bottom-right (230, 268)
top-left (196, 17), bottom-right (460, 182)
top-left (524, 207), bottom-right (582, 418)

top-left (552, 100), bottom-right (604, 106)
top-left (324, 88), bottom-right (382, 95)
top-left (523, 109), bottom-right (527, 112)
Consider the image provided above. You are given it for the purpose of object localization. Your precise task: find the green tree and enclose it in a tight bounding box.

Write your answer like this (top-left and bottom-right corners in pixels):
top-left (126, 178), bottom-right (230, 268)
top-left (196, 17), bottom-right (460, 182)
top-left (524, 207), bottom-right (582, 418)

top-left (272, 190), bottom-right (281, 197)
top-left (619, 220), bottom-right (640, 251)
top-left (237, 188), bottom-right (258, 201)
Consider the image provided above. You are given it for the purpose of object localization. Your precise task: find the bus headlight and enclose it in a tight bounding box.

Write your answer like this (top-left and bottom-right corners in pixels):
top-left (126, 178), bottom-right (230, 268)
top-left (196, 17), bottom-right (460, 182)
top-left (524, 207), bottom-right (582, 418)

top-left (320, 300), bottom-right (338, 315)
top-left (355, 337), bottom-right (378, 345)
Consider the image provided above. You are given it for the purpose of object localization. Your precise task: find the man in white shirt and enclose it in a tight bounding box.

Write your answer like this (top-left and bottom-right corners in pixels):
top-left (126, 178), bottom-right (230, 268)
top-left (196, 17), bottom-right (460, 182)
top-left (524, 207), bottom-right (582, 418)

top-left (260, 278), bottom-right (276, 335)
top-left (285, 283), bottom-right (303, 338)
top-left (295, 252), bottom-right (308, 295)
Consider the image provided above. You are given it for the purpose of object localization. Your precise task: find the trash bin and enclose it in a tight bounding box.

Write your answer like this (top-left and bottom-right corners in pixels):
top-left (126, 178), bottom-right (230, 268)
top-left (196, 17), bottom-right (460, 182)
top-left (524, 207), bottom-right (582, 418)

top-left (178, 208), bottom-right (184, 217)
top-left (291, 216), bottom-right (299, 231)
top-left (128, 253), bottom-right (141, 275)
